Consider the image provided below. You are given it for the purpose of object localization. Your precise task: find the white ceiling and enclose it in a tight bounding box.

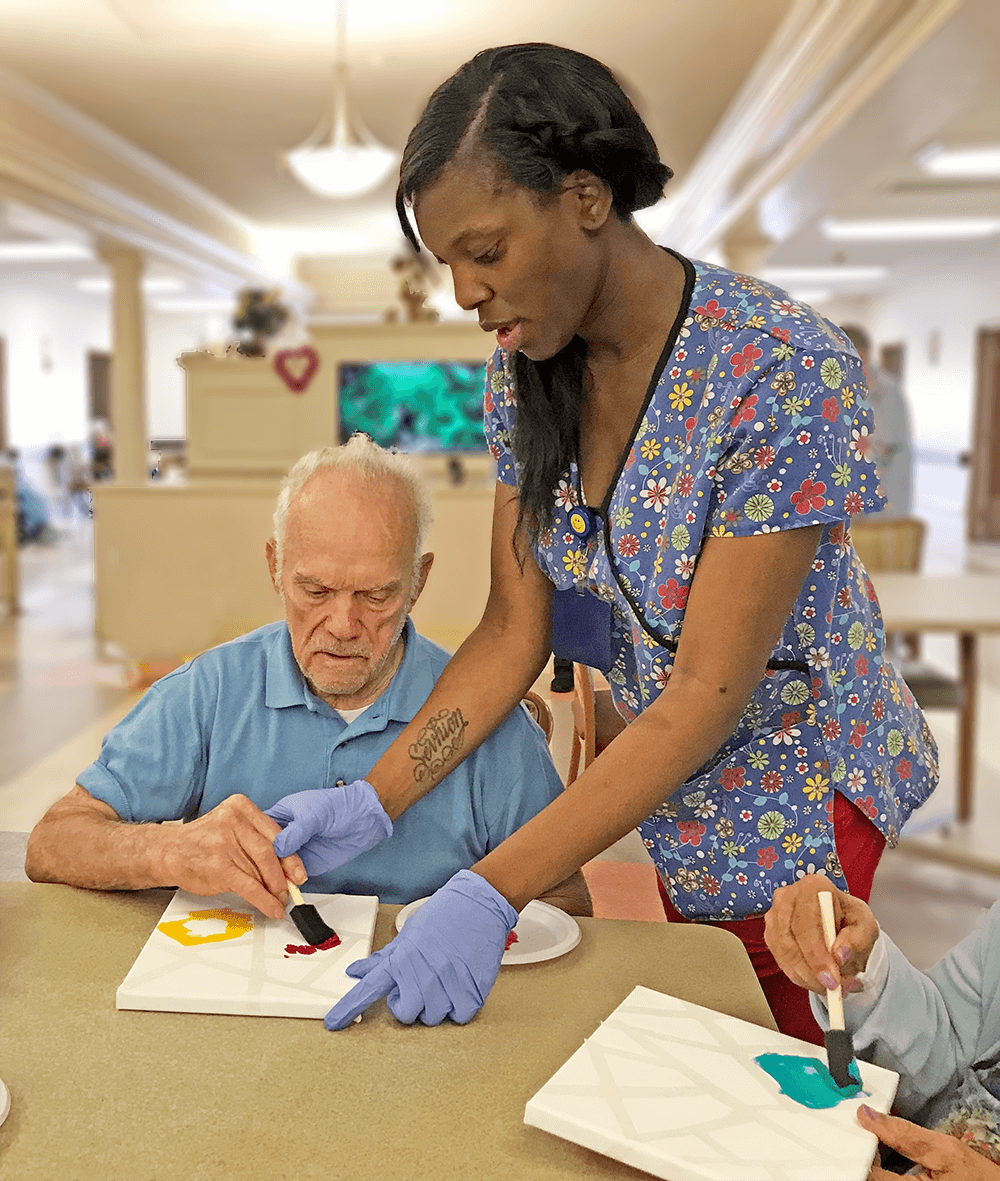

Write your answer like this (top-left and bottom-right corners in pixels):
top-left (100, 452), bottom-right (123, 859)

top-left (0, 0), bottom-right (997, 297)
top-left (0, 0), bottom-right (791, 225)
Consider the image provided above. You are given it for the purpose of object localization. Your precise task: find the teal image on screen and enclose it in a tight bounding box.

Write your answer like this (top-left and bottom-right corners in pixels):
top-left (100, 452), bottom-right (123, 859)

top-left (338, 361), bottom-right (488, 452)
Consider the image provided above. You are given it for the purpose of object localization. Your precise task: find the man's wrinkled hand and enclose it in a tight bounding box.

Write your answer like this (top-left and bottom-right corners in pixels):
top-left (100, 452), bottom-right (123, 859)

top-left (764, 876), bottom-right (879, 995)
top-left (860, 1105), bottom-right (1000, 1180)
top-left (160, 794), bottom-right (305, 920)
top-left (265, 780), bottom-right (392, 877)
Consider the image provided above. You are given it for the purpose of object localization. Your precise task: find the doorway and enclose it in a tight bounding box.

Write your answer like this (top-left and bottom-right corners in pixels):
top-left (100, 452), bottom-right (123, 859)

top-left (968, 328), bottom-right (1000, 541)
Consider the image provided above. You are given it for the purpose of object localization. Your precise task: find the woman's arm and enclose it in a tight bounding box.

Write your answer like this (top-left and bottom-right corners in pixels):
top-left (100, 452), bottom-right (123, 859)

top-left (369, 480), bottom-right (554, 820)
top-left (473, 523), bottom-right (824, 909)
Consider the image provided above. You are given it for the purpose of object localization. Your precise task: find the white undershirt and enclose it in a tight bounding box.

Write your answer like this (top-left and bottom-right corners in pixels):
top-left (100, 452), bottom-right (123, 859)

top-left (335, 705), bottom-right (369, 724)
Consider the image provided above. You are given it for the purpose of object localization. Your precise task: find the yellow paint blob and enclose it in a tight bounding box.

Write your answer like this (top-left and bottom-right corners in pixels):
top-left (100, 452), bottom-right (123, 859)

top-left (158, 907), bottom-right (254, 946)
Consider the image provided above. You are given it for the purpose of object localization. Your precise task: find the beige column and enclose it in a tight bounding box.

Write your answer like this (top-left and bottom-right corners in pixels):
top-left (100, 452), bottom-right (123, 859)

top-left (97, 242), bottom-right (148, 483)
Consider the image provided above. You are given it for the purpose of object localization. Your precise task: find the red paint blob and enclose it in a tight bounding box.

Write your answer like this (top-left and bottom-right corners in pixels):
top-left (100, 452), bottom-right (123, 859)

top-left (505, 931), bottom-right (519, 951)
top-left (283, 933), bottom-right (342, 958)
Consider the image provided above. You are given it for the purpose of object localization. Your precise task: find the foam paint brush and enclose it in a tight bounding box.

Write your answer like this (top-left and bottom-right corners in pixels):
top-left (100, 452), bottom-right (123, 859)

top-left (285, 881), bottom-right (338, 946)
top-left (818, 890), bottom-right (859, 1088)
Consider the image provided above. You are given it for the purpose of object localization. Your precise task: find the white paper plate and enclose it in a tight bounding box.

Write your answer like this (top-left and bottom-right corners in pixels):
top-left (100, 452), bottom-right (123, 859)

top-left (0, 1078), bottom-right (9, 1128)
top-left (394, 898), bottom-right (581, 965)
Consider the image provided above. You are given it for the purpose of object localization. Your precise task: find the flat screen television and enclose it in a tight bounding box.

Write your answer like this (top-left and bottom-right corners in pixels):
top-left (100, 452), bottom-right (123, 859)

top-left (338, 361), bottom-right (488, 452)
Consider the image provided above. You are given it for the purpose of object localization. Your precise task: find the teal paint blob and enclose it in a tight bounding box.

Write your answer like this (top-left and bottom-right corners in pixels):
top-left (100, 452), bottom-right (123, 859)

top-left (754, 1053), bottom-right (863, 1109)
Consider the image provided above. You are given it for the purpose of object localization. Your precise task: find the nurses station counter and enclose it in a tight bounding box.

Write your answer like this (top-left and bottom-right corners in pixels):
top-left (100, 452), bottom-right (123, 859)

top-left (0, 884), bottom-right (774, 1181)
top-left (93, 322), bottom-right (499, 666)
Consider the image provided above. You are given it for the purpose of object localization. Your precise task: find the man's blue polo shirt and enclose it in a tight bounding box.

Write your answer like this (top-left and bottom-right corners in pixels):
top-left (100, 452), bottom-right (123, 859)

top-left (78, 620), bottom-right (564, 904)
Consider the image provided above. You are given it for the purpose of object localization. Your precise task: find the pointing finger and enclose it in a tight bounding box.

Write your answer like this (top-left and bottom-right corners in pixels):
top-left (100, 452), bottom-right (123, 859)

top-left (324, 965), bottom-right (396, 1030)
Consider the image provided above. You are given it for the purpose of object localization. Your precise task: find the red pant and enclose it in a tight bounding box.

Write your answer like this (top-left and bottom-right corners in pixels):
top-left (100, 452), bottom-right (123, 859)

top-left (657, 791), bottom-right (885, 1044)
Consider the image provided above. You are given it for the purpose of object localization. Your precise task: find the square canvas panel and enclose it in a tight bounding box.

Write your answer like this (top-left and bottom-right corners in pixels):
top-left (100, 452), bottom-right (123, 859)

top-left (525, 985), bottom-right (898, 1181)
top-left (117, 890), bottom-right (378, 1019)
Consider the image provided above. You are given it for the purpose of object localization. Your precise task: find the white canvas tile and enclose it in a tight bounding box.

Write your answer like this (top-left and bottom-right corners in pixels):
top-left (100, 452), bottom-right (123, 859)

top-left (116, 889), bottom-right (378, 1019)
top-left (525, 984), bottom-right (899, 1181)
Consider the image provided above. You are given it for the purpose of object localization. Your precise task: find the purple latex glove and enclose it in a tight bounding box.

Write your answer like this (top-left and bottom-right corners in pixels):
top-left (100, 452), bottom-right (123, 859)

top-left (324, 869), bottom-right (517, 1028)
top-left (265, 780), bottom-right (392, 877)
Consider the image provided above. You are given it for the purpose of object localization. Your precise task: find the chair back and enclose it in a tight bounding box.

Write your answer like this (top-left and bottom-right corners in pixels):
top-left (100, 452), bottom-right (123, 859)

top-left (521, 690), bottom-right (554, 744)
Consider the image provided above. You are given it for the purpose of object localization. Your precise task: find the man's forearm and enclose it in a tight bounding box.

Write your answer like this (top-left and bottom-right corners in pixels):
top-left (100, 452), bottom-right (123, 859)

top-left (368, 611), bottom-right (549, 820)
top-left (26, 798), bottom-right (171, 890)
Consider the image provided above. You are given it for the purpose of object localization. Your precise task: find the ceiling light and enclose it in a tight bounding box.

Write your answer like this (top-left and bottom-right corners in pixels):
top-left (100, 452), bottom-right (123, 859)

top-left (76, 277), bottom-right (186, 295)
top-left (783, 288), bottom-right (833, 304)
top-left (821, 217), bottom-right (1000, 241)
top-left (152, 298), bottom-right (235, 314)
top-left (918, 144), bottom-right (1000, 178)
top-left (283, 1), bottom-right (397, 199)
top-left (0, 242), bottom-right (92, 261)
top-left (763, 266), bottom-right (888, 285)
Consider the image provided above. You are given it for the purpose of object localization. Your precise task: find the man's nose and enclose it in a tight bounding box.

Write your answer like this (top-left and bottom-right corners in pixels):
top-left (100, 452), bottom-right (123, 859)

top-left (318, 593), bottom-right (363, 639)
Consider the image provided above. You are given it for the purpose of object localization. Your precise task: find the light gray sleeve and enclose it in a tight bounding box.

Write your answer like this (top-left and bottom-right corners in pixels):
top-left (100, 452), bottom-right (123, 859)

top-left (811, 905), bottom-right (998, 1121)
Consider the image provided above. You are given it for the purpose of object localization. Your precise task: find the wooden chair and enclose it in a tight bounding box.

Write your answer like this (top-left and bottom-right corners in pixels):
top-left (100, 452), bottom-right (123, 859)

top-left (851, 515), bottom-right (961, 711)
top-left (521, 690), bottom-right (554, 744)
top-left (566, 663), bottom-right (596, 785)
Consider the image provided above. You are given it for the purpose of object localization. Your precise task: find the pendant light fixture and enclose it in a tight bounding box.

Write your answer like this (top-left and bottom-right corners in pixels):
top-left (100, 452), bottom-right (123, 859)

top-left (283, 0), bottom-right (397, 199)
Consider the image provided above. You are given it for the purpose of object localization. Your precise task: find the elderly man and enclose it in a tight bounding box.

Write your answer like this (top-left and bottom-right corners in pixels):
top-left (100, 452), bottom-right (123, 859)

top-left (26, 437), bottom-right (588, 918)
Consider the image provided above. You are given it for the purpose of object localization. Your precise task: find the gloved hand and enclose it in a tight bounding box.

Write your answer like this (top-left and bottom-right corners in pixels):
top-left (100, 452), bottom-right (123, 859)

top-left (324, 869), bottom-right (517, 1028)
top-left (265, 780), bottom-right (392, 877)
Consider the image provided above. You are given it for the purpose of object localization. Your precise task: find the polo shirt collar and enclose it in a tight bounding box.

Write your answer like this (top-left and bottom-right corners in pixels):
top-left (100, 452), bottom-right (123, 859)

top-left (263, 619), bottom-right (435, 728)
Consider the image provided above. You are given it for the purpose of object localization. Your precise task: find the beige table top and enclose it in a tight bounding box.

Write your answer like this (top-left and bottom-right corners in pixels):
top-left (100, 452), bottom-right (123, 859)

top-left (868, 571), bottom-right (1000, 633)
top-left (0, 884), bottom-right (775, 1181)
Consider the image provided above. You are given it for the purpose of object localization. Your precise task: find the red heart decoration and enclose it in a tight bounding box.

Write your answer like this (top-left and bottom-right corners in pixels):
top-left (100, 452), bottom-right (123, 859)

top-left (273, 346), bottom-right (320, 393)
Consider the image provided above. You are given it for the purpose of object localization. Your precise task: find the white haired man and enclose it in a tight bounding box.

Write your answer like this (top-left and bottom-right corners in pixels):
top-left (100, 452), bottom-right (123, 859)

top-left (27, 437), bottom-right (589, 918)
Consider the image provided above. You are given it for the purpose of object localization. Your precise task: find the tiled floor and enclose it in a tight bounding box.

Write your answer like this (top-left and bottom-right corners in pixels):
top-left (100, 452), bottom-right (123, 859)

top-left (3, 467), bottom-right (1000, 972)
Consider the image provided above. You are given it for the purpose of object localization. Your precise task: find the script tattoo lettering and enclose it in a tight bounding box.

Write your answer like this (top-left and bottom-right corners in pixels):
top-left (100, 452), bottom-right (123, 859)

top-left (408, 708), bottom-right (469, 783)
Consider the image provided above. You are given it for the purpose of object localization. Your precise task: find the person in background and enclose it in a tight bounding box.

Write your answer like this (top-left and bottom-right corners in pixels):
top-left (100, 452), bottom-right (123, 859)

top-left (765, 875), bottom-right (1000, 1179)
top-left (842, 325), bottom-right (914, 517)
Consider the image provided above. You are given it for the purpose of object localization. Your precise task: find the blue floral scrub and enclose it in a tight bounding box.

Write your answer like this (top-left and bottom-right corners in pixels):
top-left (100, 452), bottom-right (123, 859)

top-left (484, 252), bottom-right (939, 921)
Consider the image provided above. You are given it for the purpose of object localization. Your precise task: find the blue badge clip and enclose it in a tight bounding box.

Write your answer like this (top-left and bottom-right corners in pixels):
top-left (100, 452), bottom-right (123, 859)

top-left (568, 505), bottom-right (601, 542)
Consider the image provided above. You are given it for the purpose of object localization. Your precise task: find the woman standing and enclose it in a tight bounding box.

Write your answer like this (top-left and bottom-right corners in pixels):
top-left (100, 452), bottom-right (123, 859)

top-left (268, 43), bottom-right (938, 1040)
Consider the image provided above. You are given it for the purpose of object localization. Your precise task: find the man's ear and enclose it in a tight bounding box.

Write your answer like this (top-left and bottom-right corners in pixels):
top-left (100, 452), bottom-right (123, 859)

top-left (561, 170), bottom-right (613, 232)
top-left (410, 552), bottom-right (434, 607)
top-left (265, 538), bottom-right (279, 593)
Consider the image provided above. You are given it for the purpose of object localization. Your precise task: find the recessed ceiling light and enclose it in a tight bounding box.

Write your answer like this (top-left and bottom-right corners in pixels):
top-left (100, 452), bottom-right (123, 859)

top-left (918, 144), bottom-right (1000, 178)
top-left (763, 266), bottom-right (888, 284)
top-left (152, 298), bottom-right (235, 314)
top-left (0, 242), bottom-right (92, 261)
top-left (76, 277), bottom-right (186, 295)
top-left (821, 217), bottom-right (1000, 241)
top-left (782, 288), bottom-right (833, 304)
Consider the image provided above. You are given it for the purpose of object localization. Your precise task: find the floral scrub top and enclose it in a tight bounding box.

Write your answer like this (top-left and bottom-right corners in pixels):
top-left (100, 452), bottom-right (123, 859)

top-left (484, 252), bottom-right (939, 921)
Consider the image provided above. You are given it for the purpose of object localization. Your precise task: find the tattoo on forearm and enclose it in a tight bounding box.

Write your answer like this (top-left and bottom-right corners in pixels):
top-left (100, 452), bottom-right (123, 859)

top-left (408, 708), bottom-right (469, 783)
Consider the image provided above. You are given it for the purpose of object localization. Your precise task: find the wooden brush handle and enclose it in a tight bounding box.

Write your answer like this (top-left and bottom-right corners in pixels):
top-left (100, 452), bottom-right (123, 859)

top-left (818, 891), bottom-right (845, 1030)
top-left (287, 881), bottom-right (305, 907)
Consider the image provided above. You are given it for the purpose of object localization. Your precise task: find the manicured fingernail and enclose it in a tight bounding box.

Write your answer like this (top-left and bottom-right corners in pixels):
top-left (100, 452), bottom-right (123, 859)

top-left (859, 1104), bottom-right (875, 1119)
top-left (279, 891), bottom-right (290, 907)
top-left (837, 945), bottom-right (851, 963)
top-left (819, 971), bottom-right (838, 990)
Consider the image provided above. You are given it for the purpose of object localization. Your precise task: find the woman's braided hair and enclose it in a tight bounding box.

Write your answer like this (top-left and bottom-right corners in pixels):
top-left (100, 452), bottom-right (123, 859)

top-left (396, 44), bottom-right (673, 547)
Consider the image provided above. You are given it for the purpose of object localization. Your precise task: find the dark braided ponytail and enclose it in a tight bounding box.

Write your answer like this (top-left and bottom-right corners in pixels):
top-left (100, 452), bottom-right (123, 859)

top-left (396, 44), bottom-right (673, 546)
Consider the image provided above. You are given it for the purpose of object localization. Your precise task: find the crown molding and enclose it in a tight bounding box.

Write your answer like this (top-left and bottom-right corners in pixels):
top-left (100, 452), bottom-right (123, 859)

top-left (650, 0), bottom-right (963, 256)
top-left (0, 66), bottom-right (292, 290)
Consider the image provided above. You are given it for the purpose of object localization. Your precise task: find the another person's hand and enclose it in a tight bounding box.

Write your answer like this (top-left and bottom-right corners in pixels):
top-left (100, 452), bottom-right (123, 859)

top-left (160, 793), bottom-right (305, 920)
top-left (324, 869), bottom-right (517, 1028)
top-left (764, 876), bottom-right (880, 994)
top-left (265, 780), bottom-right (392, 877)
top-left (860, 1105), bottom-right (1000, 1180)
